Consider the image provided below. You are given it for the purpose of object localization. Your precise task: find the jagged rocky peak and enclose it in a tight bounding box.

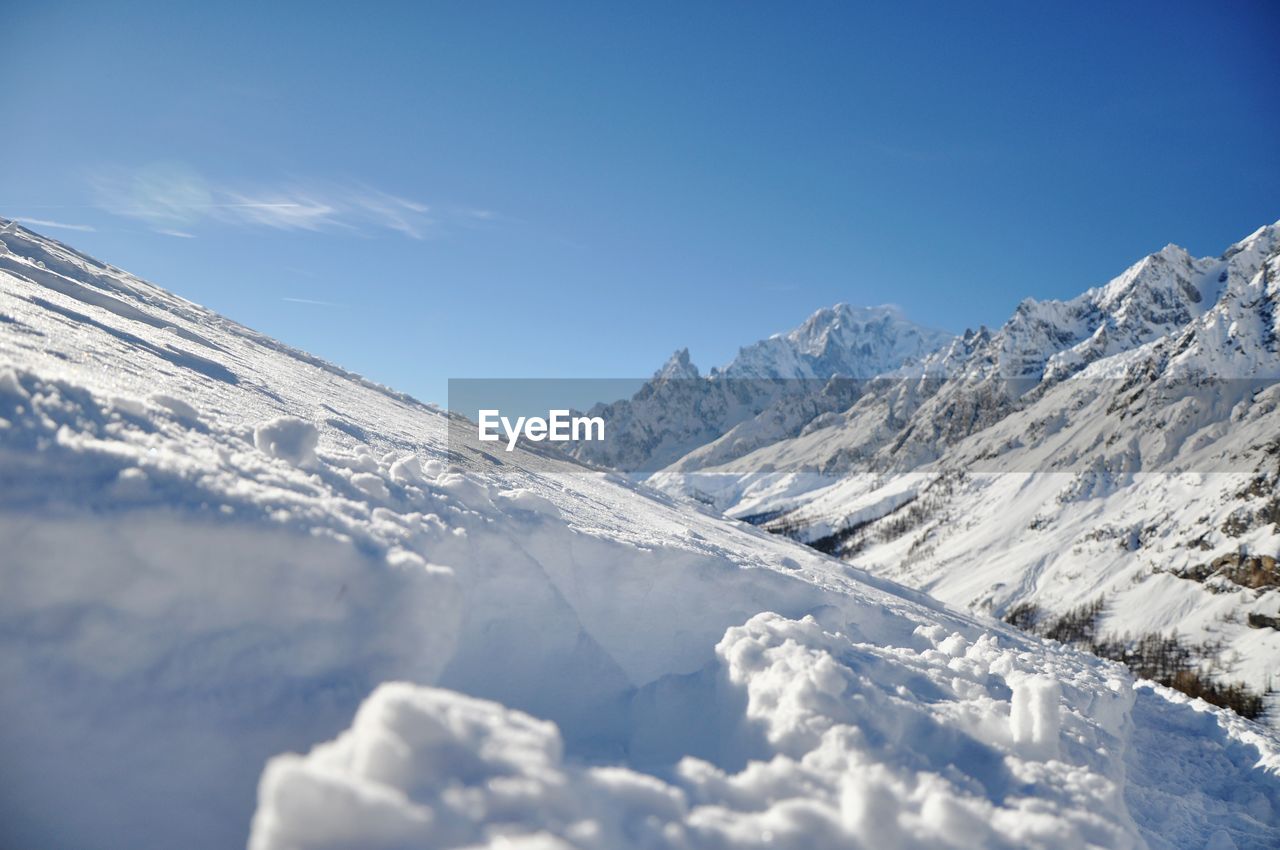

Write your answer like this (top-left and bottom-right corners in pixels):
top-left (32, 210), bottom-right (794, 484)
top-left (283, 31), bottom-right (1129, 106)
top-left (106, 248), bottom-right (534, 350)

top-left (919, 325), bottom-right (994, 375)
top-left (1152, 222), bottom-right (1280, 381)
top-left (923, 238), bottom-right (1241, 385)
top-left (793, 302), bottom-right (910, 352)
top-left (721, 302), bottom-right (953, 381)
top-left (654, 347), bottom-right (700, 381)
top-left (1041, 226), bottom-right (1280, 383)
top-left (1223, 220), bottom-right (1280, 263)
top-left (1091, 243), bottom-right (1207, 326)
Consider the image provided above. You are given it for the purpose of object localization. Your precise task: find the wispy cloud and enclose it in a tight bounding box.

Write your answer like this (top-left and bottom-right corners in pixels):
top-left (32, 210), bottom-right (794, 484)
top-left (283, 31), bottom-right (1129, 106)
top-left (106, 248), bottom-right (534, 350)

top-left (218, 195), bottom-right (342, 232)
top-left (15, 217), bottom-right (96, 233)
top-left (154, 228), bottom-right (196, 239)
top-left (92, 163), bottom-right (486, 241)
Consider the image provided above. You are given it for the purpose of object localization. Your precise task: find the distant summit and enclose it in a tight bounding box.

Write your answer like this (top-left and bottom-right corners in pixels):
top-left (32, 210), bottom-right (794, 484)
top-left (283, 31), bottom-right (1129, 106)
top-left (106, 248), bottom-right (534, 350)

top-left (654, 347), bottom-right (700, 381)
top-left (571, 303), bottom-right (952, 471)
top-left (718, 303), bottom-right (952, 381)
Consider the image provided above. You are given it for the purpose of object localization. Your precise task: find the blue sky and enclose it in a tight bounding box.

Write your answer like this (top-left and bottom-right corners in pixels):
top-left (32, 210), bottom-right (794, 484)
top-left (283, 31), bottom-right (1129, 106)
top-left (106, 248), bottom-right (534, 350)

top-left (3, 1), bottom-right (1278, 405)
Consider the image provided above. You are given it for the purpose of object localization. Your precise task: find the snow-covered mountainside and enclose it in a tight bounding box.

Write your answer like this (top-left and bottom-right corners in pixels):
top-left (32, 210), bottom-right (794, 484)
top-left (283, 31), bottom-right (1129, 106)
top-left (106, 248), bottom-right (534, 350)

top-left (2, 218), bottom-right (1279, 850)
top-left (720, 303), bottom-right (954, 382)
top-left (651, 222), bottom-right (1280, 708)
top-left (571, 304), bottom-right (951, 472)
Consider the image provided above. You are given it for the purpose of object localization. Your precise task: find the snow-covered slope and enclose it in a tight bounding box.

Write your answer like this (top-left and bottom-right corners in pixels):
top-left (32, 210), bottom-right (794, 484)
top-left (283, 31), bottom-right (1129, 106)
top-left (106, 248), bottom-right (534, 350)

top-left (652, 222), bottom-right (1280, 705)
top-left (2, 218), bottom-right (1278, 850)
top-left (571, 304), bottom-right (951, 472)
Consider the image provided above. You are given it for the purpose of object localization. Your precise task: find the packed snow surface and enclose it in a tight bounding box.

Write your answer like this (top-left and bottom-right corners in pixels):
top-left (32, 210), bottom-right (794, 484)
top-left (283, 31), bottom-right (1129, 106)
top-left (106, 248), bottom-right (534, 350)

top-left (0, 217), bottom-right (1278, 849)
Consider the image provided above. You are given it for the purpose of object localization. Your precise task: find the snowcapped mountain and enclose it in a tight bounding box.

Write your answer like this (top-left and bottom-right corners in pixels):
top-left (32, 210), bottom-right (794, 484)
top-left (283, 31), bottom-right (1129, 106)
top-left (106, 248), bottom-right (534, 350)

top-left (2, 217), bottom-right (1279, 850)
top-left (660, 232), bottom-right (1267, 482)
top-left (717, 303), bottom-right (954, 381)
top-left (650, 222), bottom-right (1280, 712)
top-left (571, 304), bottom-right (951, 471)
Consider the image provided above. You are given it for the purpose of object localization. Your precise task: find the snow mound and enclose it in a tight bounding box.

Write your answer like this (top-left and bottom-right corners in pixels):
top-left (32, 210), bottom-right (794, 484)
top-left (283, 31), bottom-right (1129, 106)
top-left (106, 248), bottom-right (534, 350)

top-left (252, 616), bottom-right (1147, 850)
top-left (254, 415), bottom-right (321, 467)
top-left (496, 487), bottom-right (563, 518)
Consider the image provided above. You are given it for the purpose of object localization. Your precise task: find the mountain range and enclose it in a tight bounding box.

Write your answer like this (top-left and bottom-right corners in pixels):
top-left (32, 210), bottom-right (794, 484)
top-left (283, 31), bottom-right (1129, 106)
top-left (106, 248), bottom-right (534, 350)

top-left (571, 304), bottom-right (952, 471)
top-left (598, 222), bottom-right (1280, 707)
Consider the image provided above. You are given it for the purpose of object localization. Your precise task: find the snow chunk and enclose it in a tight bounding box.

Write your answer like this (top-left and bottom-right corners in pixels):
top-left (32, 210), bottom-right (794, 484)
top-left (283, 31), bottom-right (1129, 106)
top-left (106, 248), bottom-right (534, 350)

top-left (253, 416), bottom-right (319, 468)
top-left (389, 454), bottom-right (425, 485)
top-left (0, 368), bottom-right (28, 399)
top-left (495, 488), bottom-right (562, 519)
top-left (251, 684), bottom-right (567, 850)
top-left (436, 472), bottom-right (493, 507)
top-left (388, 455), bottom-right (450, 486)
top-left (351, 471), bottom-right (390, 500)
top-left (937, 633), bottom-right (969, 658)
top-left (385, 548), bottom-right (453, 578)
